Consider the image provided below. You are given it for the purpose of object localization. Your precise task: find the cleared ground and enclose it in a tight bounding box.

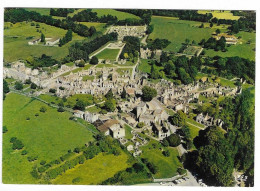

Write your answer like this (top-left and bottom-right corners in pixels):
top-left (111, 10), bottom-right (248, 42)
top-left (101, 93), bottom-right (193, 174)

top-left (53, 152), bottom-right (131, 185)
top-left (2, 93), bottom-right (95, 183)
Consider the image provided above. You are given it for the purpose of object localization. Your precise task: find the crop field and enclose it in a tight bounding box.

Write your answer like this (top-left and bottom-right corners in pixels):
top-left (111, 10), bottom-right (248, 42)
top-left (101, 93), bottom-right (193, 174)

top-left (53, 152), bottom-right (131, 185)
top-left (141, 140), bottom-right (182, 179)
top-left (197, 10), bottom-right (240, 20)
top-left (4, 22), bottom-right (85, 62)
top-left (2, 93), bottom-right (95, 183)
top-left (92, 9), bottom-right (140, 20)
top-left (204, 31), bottom-right (256, 60)
top-left (96, 48), bottom-right (120, 60)
top-left (148, 16), bottom-right (229, 52)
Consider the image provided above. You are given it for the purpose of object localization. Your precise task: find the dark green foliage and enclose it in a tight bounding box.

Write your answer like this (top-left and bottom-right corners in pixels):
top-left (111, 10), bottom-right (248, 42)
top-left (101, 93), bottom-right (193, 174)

top-left (162, 150), bottom-right (170, 157)
top-left (169, 110), bottom-right (186, 127)
top-left (161, 138), bottom-right (169, 147)
top-left (11, 138), bottom-right (24, 150)
top-left (202, 37), bottom-right (226, 51)
top-left (30, 82), bottom-right (37, 89)
top-left (4, 8), bottom-right (96, 37)
top-left (133, 163), bottom-right (145, 173)
top-left (177, 168), bottom-right (186, 175)
top-left (49, 88), bottom-right (56, 93)
top-left (105, 89), bottom-right (114, 100)
top-left (50, 8), bottom-right (74, 17)
top-left (165, 134), bottom-right (181, 147)
top-left (57, 107), bottom-right (65, 112)
top-left (40, 160), bottom-right (46, 165)
top-left (136, 122), bottom-right (145, 128)
top-left (103, 99), bottom-right (116, 112)
top-left (27, 54), bottom-right (59, 69)
top-left (68, 33), bottom-right (117, 61)
top-left (3, 79), bottom-right (10, 99)
top-left (141, 86), bottom-right (157, 102)
top-left (72, 177), bottom-right (82, 184)
top-left (146, 24), bottom-right (154, 34)
top-left (31, 168), bottom-right (41, 179)
top-left (21, 150), bottom-right (28, 155)
top-left (147, 38), bottom-right (171, 50)
top-left (73, 100), bottom-right (86, 111)
top-left (121, 88), bottom-right (127, 99)
top-left (59, 29), bottom-right (73, 47)
top-left (14, 81), bottom-right (23, 90)
top-left (120, 36), bottom-right (140, 61)
top-left (74, 147), bottom-right (80, 153)
top-left (3, 126), bottom-right (8, 133)
top-left (89, 56), bottom-right (98, 65)
top-left (40, 106), bottom-right (47, 113)
top-left (40, 33), bottom-right (45, 43)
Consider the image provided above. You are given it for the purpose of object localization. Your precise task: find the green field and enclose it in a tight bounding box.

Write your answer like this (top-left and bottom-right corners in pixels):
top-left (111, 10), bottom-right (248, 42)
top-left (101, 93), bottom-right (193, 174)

top-left (92, 9), bottom-right (140, 20)
top-left (3, 93), bottom-right (95, 183)
top-left (124, 124), bottom-right (133, 140)
top-left (4, 22), bottom-right (85, 62)
top-left (149, 16), bottom-right (228, 52)
top-left (24, 8), bottom-right (51, 15)
top-left (53, 152), bottom-right (131, 185)
top-left (141, 140), bottom-right (182, 179)
top-left (82, 75), bottom-right (95, 81)
top-left (96, 48), bottom-right (120, 60)
top-left (204, 31), bottom-right (256, 60)
top-left (80, 22), bottom-right (107, 33)
top-left (198, 10), bottom-right (240, 20)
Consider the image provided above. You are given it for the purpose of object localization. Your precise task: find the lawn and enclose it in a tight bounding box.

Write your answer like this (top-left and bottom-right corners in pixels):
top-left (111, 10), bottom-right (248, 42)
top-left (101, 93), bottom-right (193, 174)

top-left (86, 105), bottom-right (101, 113)
top-left (82, 75), bottom-right (95, 81)
top-left (96, 48), bottom-right (120, 60)
top-left (24, 8), bottom-right (51, 15)
top-left (186, 118), bottom-right (205, 129)
top-left (148, 16), bottom-right (227, 52)
top-left (197, 10), bottom-right (240, 20)
top-left (79, 22), bottom-right (107, 33)
top-left (116, 68), bottom-right (132, 76)
top-left (52, 152), bottom-right (131, 185)
top-left (4, 21), bottom-right (85, 62)
top-left (124, 124), bottom-right (133, 140)
top-left (92, 9), bottom-right (140, 20)
top-left (141, 140), bottom-right (182, 179)
top-left (204, 31), bottom-right (256, 60)
top-left (2, 93), bottom-right (95, 184)
top-left (138, 59), bottom-right (152, 73)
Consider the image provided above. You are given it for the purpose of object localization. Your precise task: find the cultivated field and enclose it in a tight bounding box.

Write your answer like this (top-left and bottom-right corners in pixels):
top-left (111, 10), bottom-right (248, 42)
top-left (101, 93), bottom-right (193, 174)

top-left (2, 93), bottom-right (95, 183)
top-left (96, 48), bottom-right (120, 60)
top-left (53, 152), bottom-right (131, 185)
top-left (92, 9), bottom-right (140, 20)
top-left (148, 16), bottom-right (228, 52)
top-left (197, 10), bottom-right (240, 20)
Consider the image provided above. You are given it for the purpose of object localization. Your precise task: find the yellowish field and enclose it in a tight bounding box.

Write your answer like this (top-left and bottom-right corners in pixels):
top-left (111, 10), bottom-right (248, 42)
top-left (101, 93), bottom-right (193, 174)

top-left (53, 152), bottom-right (131, 185)
top-left (198, 10), bottom-right (240, 20)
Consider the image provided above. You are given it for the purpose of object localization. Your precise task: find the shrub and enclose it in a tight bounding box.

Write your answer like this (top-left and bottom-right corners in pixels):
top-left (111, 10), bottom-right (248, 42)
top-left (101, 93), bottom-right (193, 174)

top-left (57, 107), bottom-right (65, 112)
top-left (10, 137), bottom-right (17, 143)
top-left (137, 122), bottom-right (145, 128)
top-left (162, 150), bottom-right (170, 157)
top-left (90, 56), bottom-right (98, 65)
top-left (21, 150), bottom-right (28, 155)
top-left (49, 88), bottom-right (56, 93)
top-left (35, 113), bottom-right (39, 117)
top-left (40, 106), bottom-right (47, 113)
top-left (72, 177), bottom-right (82, 184)
top-left (40, 160), bottom-right (46, 165)
top-left (166, 134), bottom-right (181, 147)
top-left (3, 126), bottom-right (8, 133)
top-left (30, 83), bottom-right (37, 89)
top-left (14, 81), bottom-right (23, 90)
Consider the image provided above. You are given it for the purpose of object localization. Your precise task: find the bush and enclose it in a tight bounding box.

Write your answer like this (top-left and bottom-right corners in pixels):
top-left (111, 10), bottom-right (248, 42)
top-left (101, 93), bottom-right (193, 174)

top-left (74, 147), bottom-right (80, 153)
top-left (35, 113), bottom-right (39, 117)
top-left (137, 122), bottom-right (145, 128)
top-left (12, 139), bottom-right (24, 150)
top-left (90, 56), bottom-right (98, 65)
top-left (141, 86), bottom-right (157, 102)
top-left (30, 83), bottom-right (37, 89)
top-left (21, 150), bottom-right (28, 155)
top-left (3, 126), bottom-right (8, 133)
top-left (166, 134), bottom-right (181, 147)
top-left (49, 88), bottom-right (56, 93)
top-left (57, 107), bottom-right (65, 112)
top-left (40, 160), bottom-right (46, 165)
top-left (10, 137), bottom-right (17, 143)
top-left (162, 150), bottom-right (170, 157)
top-left (14, 81), bottom-right (23, 90)
top-left (72, 177), bottom-right (82, 184)
top-left (40, 106), bottom-right (47, 113)
top-left (177, 168), bottom-right (186, 175)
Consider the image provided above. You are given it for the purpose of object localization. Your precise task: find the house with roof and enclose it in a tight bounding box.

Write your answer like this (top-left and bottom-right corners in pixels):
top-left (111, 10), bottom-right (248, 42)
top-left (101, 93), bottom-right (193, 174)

top-left (97, 119), bottom-right (125, 138)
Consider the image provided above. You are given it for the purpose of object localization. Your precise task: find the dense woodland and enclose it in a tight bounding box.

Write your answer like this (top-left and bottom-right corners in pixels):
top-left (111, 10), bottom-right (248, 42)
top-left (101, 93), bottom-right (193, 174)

top-left (50, 8), bottom-right (74, 17)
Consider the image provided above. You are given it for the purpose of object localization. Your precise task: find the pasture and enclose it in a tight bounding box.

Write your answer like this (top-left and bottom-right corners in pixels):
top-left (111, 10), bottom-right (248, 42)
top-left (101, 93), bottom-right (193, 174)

top-left (24, 8), bottom-right (51, 15)
top-left (79, 22), bottom-right (107, 33)
top-left (197, 10), bottom-right (240, 20)
top-left (204, 31), bottom-right (256, 60)
top-left (148, 16), bottom-right (228, 52)
top-left (141, 140), bottom-right (182, 179)
top-left (92, 9), bottom-right (140, 20)
top-left (52, 152), bottom-right (131, 185)
top-left (96, 48), bottom-right (120, 60)
top-left (4, 22), bottom-right (85, 62)
top-left (2, 93), bottom-right (95, 183)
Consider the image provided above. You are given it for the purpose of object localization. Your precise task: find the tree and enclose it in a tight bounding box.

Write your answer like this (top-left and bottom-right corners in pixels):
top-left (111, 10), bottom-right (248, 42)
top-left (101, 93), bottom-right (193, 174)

top-left (49, 88), bottom-right (56, 93)
top-left (40, 106), bottom-right (47, 113)
top-left (210, 22), bottom-right (213, 27)
top-left (162, 150), bottom-right (170, 157)
top-left (14, 81), bottom-right (23, 90)
top-left (141, 86), bottom-right (157, 102)
top-left (166, 134), bottom-right (181, 147)
top-left (121, 88), bottom-right (127, 99)
top-left (90, 56), bottom-right (98, 65)
top-left (216, 29), bottom-right (221, 34)
top-left (73, 100), bottom-right (86, 111)
top-left (137, 122), bottom-right (145, 128)
top-left (3, 79), bottom-right (10, 100)
top-left (30, 82), bottom-right (37, 89)
top-left (169, 110), bottom-right (186, 127)
top-left (104, 99), bottom-right (116, 112)
top-left (3, 126), bottom-right (8, 133)
top-left (105, 89), bottom-right (114, 100)
top-left (41, 33), bottom-right (45, 43)
top-left (57, 107), bottom-right (65, 112)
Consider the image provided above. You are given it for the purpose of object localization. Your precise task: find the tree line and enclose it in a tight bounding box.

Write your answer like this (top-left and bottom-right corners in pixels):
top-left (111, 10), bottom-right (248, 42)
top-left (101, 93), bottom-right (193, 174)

top-left (50, 8), bottom-right (74, 17)
top-left (4, 8), bottom-right (96, 37)
top-left (68, 32), bottom-right (117, 61)
top-left (59, 29), bottom-right (73, 47)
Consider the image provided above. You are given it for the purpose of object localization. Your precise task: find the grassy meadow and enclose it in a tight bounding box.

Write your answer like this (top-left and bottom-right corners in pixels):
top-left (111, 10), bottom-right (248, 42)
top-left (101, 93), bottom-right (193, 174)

top-left (92, 9), bottom-right (140, 20)
top-left (2, 93), bottom-right (95, 183)
top-left (53, 152), bottom-right (131, 185)
top-left (149, 16), bottom-right (228, 52)
top-left (96, 48), bottom-right (120, 60)
top-left (141, 140), bottom-right (182, 179)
